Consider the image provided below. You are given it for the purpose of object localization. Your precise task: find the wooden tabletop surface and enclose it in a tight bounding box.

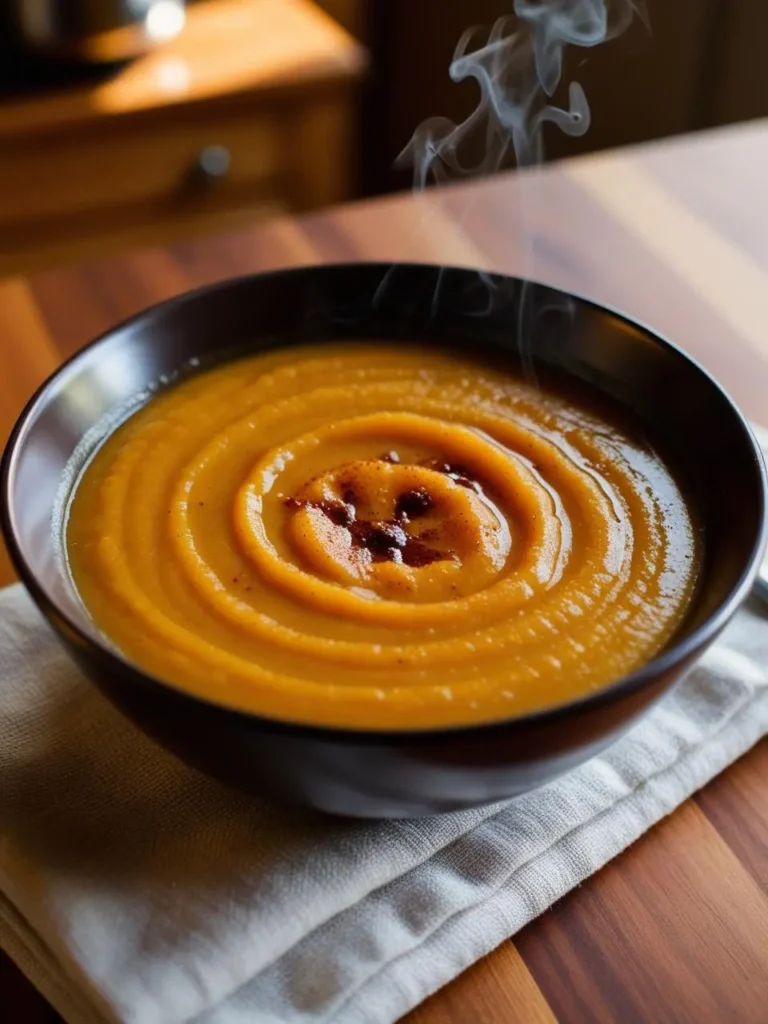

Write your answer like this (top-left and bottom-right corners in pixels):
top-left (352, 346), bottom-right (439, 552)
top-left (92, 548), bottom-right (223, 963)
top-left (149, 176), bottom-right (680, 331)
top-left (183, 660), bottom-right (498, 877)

top-left (2, 120), bottom-right (768, 1023)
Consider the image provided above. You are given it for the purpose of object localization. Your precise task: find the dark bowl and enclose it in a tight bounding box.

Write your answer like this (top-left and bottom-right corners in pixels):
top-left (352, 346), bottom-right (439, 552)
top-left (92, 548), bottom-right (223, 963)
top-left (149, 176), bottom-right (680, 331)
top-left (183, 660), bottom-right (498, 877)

top-left (2, 263), bottom-right (766, 818)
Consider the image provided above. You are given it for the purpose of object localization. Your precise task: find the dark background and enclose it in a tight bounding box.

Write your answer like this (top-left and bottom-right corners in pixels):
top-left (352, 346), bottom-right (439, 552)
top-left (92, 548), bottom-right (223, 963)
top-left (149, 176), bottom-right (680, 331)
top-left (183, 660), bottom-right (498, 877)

top-left (330, 0), bottom-right (768, 197)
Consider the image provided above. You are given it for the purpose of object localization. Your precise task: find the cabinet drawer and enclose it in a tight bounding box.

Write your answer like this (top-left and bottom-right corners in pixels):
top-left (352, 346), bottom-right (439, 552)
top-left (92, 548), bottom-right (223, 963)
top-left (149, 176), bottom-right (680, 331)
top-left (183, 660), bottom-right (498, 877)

top-left (0, 115), bottom-right (280, 229)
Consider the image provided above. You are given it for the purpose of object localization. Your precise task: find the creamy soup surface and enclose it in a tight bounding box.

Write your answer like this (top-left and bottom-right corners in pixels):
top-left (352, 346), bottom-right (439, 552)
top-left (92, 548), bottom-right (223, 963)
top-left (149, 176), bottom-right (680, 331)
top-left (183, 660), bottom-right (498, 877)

top-left (67, 343), bottom-right (699, 729)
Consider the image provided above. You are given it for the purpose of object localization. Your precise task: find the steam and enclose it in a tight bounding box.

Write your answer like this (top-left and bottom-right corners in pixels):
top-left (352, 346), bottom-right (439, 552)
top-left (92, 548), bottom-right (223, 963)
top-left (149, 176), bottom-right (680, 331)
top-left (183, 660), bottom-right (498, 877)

top-left (400, 0), bottom-right (646, 183)
top-left (395, 0), bottom-right (646, 377)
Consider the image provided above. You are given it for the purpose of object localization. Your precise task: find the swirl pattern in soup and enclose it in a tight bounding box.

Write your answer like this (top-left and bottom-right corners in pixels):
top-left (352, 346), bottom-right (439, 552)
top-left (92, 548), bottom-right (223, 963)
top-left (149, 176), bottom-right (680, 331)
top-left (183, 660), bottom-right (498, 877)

top-left (66, 343), bottom-right (699, 729)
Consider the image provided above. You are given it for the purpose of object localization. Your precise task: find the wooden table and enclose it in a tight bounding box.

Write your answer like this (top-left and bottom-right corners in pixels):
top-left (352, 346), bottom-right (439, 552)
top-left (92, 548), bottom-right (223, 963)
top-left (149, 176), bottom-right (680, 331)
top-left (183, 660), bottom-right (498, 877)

top-left (2, 121), bottom-right (768, 1022)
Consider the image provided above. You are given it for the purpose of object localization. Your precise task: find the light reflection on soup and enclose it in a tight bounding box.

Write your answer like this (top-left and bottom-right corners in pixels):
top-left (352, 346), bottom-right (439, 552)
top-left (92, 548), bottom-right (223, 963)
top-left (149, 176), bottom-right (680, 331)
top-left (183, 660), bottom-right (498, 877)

top-left (66, 343), bottom-right (699, 730)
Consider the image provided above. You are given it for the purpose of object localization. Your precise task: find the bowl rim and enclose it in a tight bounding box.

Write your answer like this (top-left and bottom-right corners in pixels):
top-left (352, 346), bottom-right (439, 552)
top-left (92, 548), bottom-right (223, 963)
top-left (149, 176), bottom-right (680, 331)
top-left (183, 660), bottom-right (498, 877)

top-left (2, 261), bottom-right (767, 743)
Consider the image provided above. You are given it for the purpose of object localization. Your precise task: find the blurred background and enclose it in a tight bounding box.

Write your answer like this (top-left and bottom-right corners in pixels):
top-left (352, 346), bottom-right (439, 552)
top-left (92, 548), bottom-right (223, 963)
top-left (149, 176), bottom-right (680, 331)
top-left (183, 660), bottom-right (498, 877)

top-left (0, 0), bottom-right (766, 275)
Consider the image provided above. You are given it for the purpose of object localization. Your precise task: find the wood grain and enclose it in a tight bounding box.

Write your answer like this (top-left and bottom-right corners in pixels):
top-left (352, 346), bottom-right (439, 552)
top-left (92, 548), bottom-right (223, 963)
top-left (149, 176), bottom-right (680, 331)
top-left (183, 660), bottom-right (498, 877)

top-left (516, 792), bottom-right (768, 1024)
top-left (695, 729), bottom-right (768, 894)
top-left (408, 943), bottom-right (556, 1024)
top-left (1, 122), bottom-right (768, 1024)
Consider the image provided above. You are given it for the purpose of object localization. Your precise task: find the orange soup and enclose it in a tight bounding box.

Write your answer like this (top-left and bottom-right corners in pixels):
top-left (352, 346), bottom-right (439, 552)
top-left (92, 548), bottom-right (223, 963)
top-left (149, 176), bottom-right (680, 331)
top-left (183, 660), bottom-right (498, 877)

top-left (66, 343), bottom-right (699, 729)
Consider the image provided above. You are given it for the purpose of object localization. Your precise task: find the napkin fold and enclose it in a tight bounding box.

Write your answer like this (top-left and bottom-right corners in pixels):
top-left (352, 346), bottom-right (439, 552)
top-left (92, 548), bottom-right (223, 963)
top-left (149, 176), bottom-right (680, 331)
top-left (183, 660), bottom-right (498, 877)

top-left (2, 435), bottom-right (767, 1024)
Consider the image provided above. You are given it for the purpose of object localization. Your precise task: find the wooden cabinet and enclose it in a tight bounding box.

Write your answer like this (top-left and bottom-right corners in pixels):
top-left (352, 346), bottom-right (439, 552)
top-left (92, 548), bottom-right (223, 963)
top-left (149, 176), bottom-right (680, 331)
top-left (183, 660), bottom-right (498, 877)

top-left (0, 0), bottom-right (366, 273)
top-left (313, 0), bottom-right (363, 37)
top-left (0, 115), bottom-right (281, 228)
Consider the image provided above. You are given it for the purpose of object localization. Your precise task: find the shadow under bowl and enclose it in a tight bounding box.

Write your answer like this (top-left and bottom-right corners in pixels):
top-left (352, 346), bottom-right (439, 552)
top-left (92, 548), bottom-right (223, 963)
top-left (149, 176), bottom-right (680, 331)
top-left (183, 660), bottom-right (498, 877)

top-left (2, 263), bottom-right (766, 818)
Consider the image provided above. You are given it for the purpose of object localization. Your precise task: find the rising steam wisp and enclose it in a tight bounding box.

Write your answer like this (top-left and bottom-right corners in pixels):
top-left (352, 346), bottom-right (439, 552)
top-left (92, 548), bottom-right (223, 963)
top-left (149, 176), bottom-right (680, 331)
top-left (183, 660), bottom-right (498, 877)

top-left (398, 0), bottom-right (646, 373)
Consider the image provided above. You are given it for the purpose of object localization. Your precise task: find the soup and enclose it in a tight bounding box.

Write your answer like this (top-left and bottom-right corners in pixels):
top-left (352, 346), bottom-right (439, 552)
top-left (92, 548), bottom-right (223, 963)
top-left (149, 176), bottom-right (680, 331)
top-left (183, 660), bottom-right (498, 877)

top-left (66, 343), bottom-right (699, 730)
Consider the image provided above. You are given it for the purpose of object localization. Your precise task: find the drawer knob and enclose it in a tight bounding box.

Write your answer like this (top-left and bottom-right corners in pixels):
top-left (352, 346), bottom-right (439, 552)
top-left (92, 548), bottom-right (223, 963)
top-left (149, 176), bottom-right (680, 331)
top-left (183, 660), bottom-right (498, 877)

top-left (193, 145), bottom-right (231, 183)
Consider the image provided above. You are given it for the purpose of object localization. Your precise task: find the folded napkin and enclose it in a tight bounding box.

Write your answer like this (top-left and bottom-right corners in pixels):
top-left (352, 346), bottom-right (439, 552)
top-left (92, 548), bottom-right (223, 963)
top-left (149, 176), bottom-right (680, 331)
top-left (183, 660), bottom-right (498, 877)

top-left (2, 436), bottom-right (768, 1024)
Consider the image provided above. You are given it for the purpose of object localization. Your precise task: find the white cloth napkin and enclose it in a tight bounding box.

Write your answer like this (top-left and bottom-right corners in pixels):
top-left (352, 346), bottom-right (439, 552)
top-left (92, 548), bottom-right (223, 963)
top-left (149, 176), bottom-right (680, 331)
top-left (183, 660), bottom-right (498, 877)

top-left (2, 435), bottom-right (767, 1024)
